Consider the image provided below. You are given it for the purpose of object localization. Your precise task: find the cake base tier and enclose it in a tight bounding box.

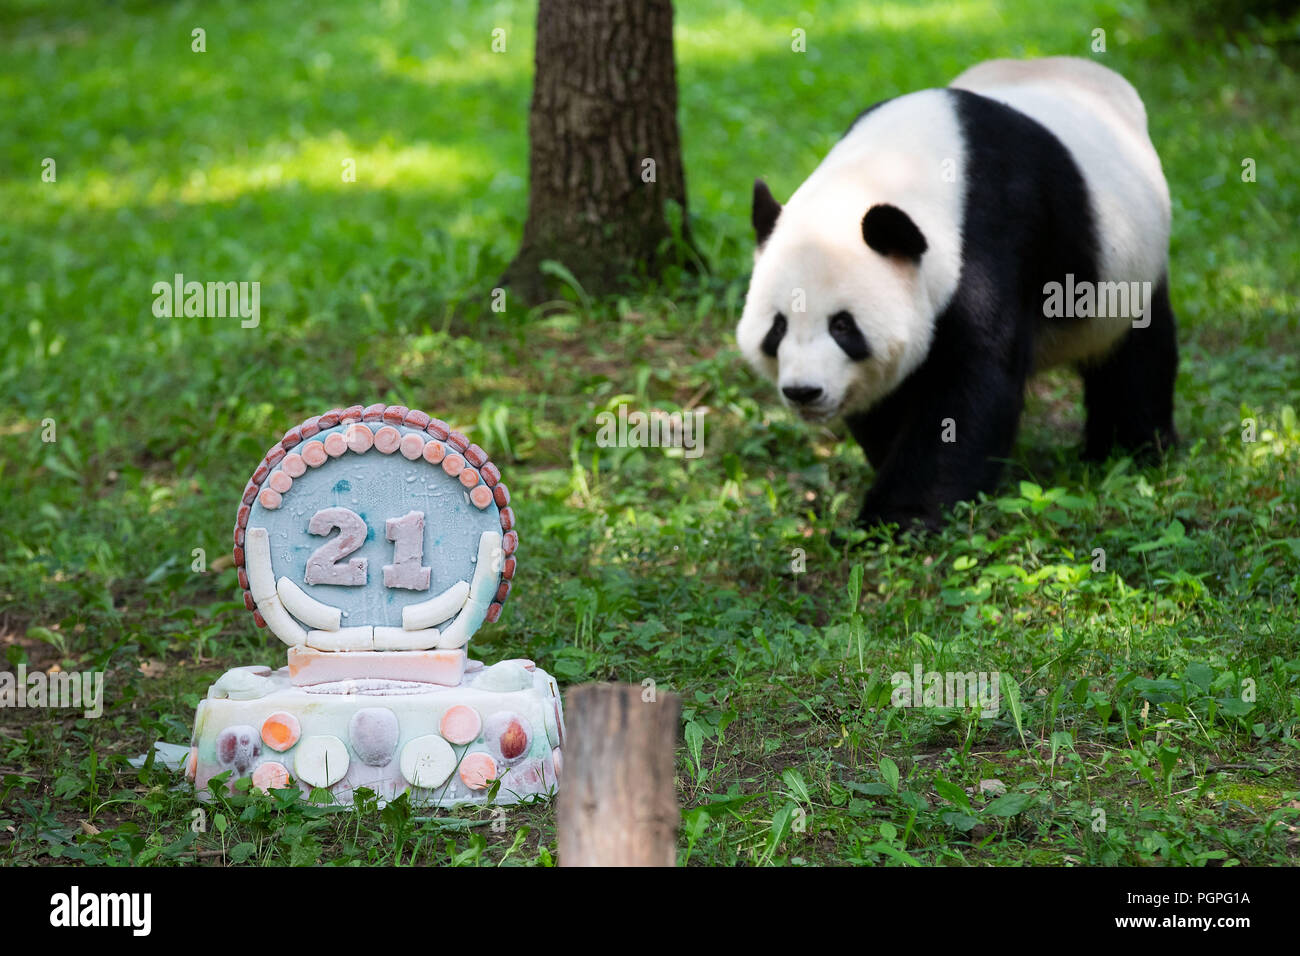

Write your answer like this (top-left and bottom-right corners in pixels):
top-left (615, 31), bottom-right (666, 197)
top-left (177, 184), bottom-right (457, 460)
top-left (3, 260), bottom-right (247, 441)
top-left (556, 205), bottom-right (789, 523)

top-left (188, 658), bottom-right (564, 808)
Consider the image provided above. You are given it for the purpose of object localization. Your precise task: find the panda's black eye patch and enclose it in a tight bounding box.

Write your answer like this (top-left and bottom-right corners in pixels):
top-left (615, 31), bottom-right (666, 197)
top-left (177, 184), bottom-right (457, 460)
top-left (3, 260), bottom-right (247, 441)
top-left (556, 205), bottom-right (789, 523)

top-left (828, 311), bottom-right (870, 361)
top-left (761, 312), bottom-right (787, 358)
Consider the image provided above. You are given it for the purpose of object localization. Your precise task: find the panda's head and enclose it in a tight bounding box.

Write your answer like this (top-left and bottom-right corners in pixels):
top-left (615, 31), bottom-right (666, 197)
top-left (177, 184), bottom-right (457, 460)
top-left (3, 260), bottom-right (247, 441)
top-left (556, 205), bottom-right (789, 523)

top-left (736, 178), bottom-right (937, 423)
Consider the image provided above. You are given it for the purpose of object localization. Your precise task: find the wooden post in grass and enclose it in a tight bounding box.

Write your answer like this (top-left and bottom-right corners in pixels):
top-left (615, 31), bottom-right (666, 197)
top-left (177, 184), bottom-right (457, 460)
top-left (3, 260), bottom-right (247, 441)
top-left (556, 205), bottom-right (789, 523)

top-left (557, 682), bottom-right (681, 866)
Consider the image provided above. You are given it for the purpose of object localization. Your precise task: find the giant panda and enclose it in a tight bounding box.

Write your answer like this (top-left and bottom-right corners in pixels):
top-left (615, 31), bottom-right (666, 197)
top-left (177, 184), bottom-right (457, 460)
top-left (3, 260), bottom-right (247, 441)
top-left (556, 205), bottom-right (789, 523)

top-left (736, 57), bottom-right (1178, 531)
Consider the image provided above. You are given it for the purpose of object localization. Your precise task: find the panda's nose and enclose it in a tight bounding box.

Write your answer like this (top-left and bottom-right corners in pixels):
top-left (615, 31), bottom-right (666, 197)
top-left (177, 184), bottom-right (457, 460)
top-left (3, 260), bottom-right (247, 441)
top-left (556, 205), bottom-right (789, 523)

top-left (782, 385), bottom-right (824, 405)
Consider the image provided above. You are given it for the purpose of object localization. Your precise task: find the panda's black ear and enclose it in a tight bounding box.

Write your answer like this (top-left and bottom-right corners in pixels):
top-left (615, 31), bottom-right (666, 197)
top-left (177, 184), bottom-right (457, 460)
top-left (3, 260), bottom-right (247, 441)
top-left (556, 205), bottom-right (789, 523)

top-left (752, 178), bottom-right (782, 247)
top-left (862, 204), bottom-right (927, 262)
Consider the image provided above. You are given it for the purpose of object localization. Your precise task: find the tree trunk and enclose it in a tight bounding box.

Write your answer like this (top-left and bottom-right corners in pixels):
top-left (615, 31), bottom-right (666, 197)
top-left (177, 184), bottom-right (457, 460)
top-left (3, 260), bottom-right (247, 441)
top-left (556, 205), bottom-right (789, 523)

top-left (557, 682), bottom-right (681, 866)
top-left (502, 0), bottom-right (697, 305)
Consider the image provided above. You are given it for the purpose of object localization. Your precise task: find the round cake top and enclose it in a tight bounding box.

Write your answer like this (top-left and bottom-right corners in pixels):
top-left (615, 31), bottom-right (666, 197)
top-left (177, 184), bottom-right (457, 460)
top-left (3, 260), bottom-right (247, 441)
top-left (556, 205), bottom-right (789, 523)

top-left (232, 404), bottom-right (517, 651)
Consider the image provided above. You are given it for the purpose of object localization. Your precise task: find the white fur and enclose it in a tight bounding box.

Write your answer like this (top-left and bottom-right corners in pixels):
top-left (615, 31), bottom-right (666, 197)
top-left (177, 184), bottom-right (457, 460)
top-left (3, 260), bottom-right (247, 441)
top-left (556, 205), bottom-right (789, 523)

top-left (737, 90), bottom-right (966, 421)
top-left (737, 57), bottom-right (1170, 420)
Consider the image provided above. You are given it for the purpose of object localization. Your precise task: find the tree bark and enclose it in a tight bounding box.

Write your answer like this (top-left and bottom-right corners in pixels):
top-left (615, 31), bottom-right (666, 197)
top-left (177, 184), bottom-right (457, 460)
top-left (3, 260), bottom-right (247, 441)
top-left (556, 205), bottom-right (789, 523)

top-left (502, 0), bottom-right (697, 304)
top-left (557, 682), bottom-right (681, 866)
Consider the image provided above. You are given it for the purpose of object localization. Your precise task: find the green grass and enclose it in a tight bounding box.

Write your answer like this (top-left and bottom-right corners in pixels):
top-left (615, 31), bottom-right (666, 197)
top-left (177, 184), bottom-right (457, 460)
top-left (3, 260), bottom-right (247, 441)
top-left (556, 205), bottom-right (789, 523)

top-left (1, 0), bottom-right (1298, 866)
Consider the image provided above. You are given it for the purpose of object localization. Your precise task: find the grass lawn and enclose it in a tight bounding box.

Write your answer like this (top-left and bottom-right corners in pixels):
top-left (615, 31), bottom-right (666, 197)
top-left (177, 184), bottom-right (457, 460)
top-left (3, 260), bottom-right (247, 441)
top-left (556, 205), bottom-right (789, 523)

top-left (1, 0), bottom-right (1297, 865)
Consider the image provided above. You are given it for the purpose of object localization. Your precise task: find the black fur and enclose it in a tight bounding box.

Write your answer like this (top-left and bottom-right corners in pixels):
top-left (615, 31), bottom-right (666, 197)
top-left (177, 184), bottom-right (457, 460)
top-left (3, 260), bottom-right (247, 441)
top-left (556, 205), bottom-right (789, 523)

top-left (752, 179), bottom-right (782, 247)
top-left (829, 311), bottom-right (871, 360)
top-left (1080, 277), bottom-right (1179, 461)
top-left (862, 205), bottom-right (928, 261)
top-left (843, 88), bottom-right (1177, 531)
top-left (761, 312), bottom-right (787, 358)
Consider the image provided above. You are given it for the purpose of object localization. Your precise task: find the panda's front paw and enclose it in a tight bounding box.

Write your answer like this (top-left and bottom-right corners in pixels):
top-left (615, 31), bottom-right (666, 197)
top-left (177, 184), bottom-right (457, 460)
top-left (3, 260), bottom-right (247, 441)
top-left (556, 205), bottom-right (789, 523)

top-left (857, 500), bottom-right (943, 535)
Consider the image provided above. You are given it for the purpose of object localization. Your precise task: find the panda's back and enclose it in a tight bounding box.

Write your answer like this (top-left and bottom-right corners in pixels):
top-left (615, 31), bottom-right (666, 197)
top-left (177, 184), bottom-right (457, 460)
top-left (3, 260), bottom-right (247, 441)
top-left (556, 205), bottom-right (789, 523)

top-left (950, 57), bottom-right (1172, 367)
top-left (949, 57), bottom-right (1171, 286)
top-left (952, 57), bottom-right (1150, 133)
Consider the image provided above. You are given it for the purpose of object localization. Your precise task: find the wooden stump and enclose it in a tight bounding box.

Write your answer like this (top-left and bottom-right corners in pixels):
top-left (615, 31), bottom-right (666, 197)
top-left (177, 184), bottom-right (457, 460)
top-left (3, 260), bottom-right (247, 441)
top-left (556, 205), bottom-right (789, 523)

top-left (557, 682), bottom-right (681, 866)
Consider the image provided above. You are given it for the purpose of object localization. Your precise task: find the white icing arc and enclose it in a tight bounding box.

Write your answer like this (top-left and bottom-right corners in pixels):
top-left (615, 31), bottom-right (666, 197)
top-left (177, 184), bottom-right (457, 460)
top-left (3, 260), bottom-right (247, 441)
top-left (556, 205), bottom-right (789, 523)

top-left (277, 576), bottom-right (342, 631)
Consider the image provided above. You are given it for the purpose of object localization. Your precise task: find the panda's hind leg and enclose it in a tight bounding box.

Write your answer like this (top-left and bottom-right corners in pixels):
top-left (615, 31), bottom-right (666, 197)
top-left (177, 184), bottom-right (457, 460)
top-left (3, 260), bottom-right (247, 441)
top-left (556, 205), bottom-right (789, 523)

top-left (1079, 277), bottom-right (1178, 462)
